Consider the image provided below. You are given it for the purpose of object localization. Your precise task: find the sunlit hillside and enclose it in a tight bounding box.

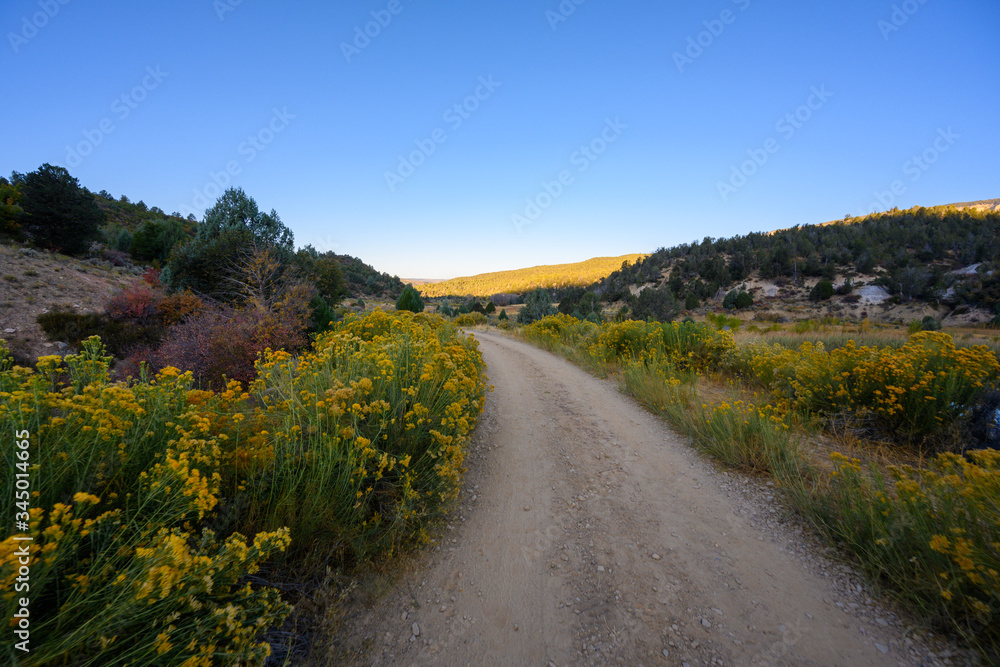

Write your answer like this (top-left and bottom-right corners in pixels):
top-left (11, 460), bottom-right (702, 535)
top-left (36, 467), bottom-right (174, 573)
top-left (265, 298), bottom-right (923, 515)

top-left (417, 254), bottom-right (646, 297)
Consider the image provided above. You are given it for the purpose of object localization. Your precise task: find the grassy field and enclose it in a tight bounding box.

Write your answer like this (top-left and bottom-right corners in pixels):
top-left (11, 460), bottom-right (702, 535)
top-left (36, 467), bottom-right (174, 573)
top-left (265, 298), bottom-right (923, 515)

top-left (416, 254), bottom-right (646, 298)
top-left (518, 315), bottom-right (1000, 659)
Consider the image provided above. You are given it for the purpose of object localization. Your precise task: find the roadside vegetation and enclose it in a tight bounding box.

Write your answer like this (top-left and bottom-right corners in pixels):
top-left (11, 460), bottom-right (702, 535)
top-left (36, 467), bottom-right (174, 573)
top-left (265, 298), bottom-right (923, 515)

top-left (0, 311), bottom-right (486, 664)
top-left (1, 165), bottom-right (486, 663)
top-left (518, 314), bottom-right (1000, 659)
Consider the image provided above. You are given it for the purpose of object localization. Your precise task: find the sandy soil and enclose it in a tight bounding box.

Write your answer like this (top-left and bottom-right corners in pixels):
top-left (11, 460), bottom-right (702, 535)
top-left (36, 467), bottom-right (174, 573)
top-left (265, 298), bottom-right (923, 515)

top-left (0, 245), bottom-right (137, 360)
top-left (330, 331), bottom-right (964, 666)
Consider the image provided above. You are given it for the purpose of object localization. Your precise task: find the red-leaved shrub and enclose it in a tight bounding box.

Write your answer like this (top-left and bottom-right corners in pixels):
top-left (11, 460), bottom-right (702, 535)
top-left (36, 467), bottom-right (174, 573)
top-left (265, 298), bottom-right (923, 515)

top-left (151, 303), bottom-right (309, 389)
top-left (105, 281), bottom-right (163, 325)
top-left (142, 267), bottom-right (162, 287)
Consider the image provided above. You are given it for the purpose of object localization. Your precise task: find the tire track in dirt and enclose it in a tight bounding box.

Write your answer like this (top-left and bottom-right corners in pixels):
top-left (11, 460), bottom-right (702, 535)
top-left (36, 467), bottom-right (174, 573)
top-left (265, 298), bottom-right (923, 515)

top-left (336, 331), bottom-right (960, 666)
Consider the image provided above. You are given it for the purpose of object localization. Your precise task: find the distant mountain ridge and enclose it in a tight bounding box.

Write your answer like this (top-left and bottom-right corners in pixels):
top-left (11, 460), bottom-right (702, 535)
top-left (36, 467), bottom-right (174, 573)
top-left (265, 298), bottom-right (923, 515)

top-left (418, 254), bottom-right (647, 298)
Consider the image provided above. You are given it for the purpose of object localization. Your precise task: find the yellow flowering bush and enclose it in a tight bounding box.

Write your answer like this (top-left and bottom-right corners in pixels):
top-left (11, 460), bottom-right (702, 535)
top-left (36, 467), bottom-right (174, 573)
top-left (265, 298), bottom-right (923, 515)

top-left (0, 311), bottom-right (486, 662)
top-left (731, 331), bottom-right (1000, 444)
top-left (820, 450), bottom-right (1000, 653)
top-left (523, 316), bottom-right (734, 373)
top-left (241, 309), bottom-right (486, 563)
top-left (453, 312), bottom-right (488, 327)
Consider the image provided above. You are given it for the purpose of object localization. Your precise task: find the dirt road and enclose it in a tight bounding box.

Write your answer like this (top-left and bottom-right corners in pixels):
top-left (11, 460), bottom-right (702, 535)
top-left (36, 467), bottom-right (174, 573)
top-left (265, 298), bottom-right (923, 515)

top-left (337, 331), bottom-right (958, 666)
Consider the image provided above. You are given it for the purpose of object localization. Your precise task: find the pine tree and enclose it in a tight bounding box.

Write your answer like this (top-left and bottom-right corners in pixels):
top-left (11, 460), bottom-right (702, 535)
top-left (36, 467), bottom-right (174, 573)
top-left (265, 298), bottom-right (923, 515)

top-left (396, 284), bottom-right (425, 313)
top-left (18, 164), bottom-right (105, 255)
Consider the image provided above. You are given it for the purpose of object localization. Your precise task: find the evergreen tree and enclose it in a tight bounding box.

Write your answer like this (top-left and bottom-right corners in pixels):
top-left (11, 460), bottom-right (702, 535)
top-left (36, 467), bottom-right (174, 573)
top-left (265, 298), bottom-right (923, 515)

top-left (297, 246), bottom-right (347, 304)
top-left (131, 219), bottom-right (187, 262)
top-left (396, 284), bottom-right (425, 313)
top-left (199, 187), bottom-right (294, 251)
top-left (164, 227), bottom-right (258, 301)
top-left (518, 289), bottom-right (556, 324)
top-left (632, 286), bottom-right (679, 322)
top-left (17, 164), bottom-right (105, 255)
top-left (809, 279), bottom-right (835, 301)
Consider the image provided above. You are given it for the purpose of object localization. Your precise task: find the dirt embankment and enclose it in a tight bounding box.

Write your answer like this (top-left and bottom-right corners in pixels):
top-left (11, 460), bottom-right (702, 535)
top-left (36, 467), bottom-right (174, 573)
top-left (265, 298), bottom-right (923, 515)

top-left (0, 245), bottom-right (137, 360)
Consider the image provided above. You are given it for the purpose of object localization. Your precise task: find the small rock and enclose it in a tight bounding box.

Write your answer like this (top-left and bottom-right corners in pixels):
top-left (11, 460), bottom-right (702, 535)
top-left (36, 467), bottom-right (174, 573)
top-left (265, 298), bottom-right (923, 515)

top-left (876, 643), bottom-right (888, 654)
top-left (662, 649), bottom-right (670, 658)
top-left (523, 505), bottom-right (531, 511)
top-left (875, 617), bottom-right (888, 627)
top-left (402, 611), bottom-right (408, 620)
top-left (411, 622), bottom-right (420, 637)
top-left (651, 553), bottom-right (661, 561)
top-left (701, 618), bottom-right (711, 628)
top-left (3, 328), bottom-right (14, 334)
top-left (597, 565), bottom-right (605, 572)
top-left (439, 605), bottom-right (447, 612)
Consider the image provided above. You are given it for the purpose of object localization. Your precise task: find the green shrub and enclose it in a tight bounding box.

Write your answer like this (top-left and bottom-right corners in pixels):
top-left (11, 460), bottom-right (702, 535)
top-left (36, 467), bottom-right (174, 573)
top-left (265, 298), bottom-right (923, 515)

top-left (396, 284), bottom-right (425, 313)
top-left (811, 451), bottom-right (1000, 655)
top-left (454, 312), bottom-right (487, 327)
top-left (632, 286), bottom-right (678, 322)
top-left (723, 289), bottom-right (739, 310)
top-left (810, 279), bottom-right (835, 301)
top-left (517, 288), bottom-right (556, 324)
top-left (310, 296), bottom-right (341, 334)
top-left (706, 312), bottom-right (742, 331)
top-left (37, 309), bottom-right (161, 357)
top-left (165, 227), bottom-right (257, 301)
top-left (130, 219), bottom-right (187, 263)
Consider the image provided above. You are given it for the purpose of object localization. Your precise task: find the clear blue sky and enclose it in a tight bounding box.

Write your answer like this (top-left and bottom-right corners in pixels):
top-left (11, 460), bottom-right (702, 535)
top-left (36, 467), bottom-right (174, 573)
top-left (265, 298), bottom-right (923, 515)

top-left (3, 0), bottom-right (998, 279)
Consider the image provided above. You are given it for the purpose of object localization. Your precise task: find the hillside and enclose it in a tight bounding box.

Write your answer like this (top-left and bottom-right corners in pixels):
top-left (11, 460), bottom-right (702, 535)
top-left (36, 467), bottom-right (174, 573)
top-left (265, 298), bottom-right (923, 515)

top-left (419, 254), bottom-right (646, 298)
top-left (592, 203), bottom-right (1000, 326)
top-left (0, 244), bottom-right (139, 363)
top-left (332, 253), bottom-right (405, 298)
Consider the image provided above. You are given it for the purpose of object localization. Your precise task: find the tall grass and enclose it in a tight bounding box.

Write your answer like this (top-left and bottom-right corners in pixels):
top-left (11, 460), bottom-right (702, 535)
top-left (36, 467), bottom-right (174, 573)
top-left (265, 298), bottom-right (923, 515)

top-left (801, 451), bottom-right (1000, 655)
